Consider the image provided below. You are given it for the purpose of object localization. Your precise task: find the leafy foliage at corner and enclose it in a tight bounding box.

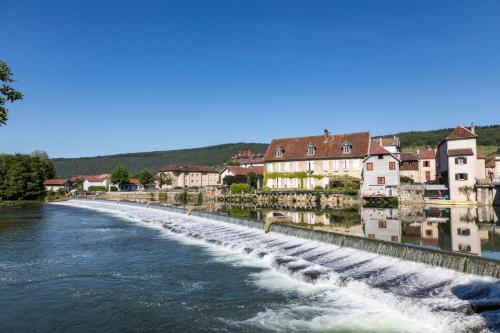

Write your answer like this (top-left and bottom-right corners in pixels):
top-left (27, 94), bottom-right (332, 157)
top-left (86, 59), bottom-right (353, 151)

top-left (0, 60), bottom-right (23, 126)
top-left (53, 143), bottom-right (268, 178)
top-left (88, 186), bottom-right (106, 192)
top-left (0, 153), bottom-right (56, 200)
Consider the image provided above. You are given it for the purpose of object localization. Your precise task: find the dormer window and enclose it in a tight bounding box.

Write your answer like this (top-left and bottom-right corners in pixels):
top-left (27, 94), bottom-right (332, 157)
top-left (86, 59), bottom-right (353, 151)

top-left (307, 144), bottom-right (317, 156)
top-left (342, 142), bottom-right (352, 154)
top-left (275, 147), bottom-right (284, 158)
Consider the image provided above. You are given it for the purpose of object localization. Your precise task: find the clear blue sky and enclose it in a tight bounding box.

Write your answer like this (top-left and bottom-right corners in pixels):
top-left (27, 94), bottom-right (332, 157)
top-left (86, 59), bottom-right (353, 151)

top-left (1, 0), bottom-right (499, 158)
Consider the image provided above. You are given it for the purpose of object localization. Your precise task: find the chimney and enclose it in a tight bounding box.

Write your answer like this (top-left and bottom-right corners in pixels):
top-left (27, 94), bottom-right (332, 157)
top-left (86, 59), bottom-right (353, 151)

top-left (470, 122), bottom-right (475, 134)
top-left (379, 137), bottom-right (383, 146)
top-left (323, 129), bottom-right (330, 142)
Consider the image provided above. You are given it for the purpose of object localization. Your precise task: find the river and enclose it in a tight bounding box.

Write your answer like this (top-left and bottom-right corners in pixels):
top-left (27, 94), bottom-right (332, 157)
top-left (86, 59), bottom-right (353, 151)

top-left (1, 200), bottom-right (499, 332)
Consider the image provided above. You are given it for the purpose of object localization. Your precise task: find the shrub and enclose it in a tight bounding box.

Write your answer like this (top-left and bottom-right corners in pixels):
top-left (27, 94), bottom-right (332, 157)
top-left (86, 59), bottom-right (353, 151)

top-left (175, 191), bottom-right (188, 204)
top-left (400, 176), bottom-right (415, 184)
top-left (88, 186), bottom-right (106, 192)
top-left (230, 183), bottom-right (252, 194)
top-left (159, 192), bottom-right (168, 202)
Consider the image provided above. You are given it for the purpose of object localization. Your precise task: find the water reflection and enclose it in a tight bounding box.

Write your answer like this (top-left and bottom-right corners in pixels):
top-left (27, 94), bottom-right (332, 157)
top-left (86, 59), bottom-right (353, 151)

top-left (216, 203), bottom-right (500, 260)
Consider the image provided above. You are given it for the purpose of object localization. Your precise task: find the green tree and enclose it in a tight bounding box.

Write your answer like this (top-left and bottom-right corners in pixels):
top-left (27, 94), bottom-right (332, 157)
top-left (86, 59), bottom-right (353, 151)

top-left (137, 170), bottom-right (153, 187)
top-left (0, 154), bottom-right (55, 200)
top-left (155, 172), bottom-right (172, 189)
top-left (0, 60), bottom-right (23, 126)
top-left (111, 164), bottom-right (129, 189)
top-left (246, 172), bottom-right (258, 188)
top-left (458, 185), bottom-right (474, 201)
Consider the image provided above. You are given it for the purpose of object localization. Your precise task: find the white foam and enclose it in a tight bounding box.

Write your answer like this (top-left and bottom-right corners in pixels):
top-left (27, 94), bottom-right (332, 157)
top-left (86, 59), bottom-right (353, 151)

top-left (54, 200), bottom-right (497, 333)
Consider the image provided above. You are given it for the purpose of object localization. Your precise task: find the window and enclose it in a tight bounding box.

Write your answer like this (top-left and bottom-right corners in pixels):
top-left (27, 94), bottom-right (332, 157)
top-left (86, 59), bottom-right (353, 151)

top-left (378, 220), bottom-right (387, 228)
top-left (323, 160), bottom-right (329, 172)
top-left (457, 228), bottom-right (471, 236)
top-left (389, 162), bottom-right (396, 170)
top-left (425, 229), bottom-right (433, 237)
top-left (333, 160), bottom-right (339, 171)
top-left (344, 159), bottom-right (349, 170)
top-left (368, 233), bottom-right (375, 239)
top-left (275, 147), bottom-right (284, 158)
top-left (342, 142), bottom-right (352, 154)
top-left (391, 235), bottom-right (398, 242)
top-left (455, 157), bottom-right (467, 165)
top-left (458, 244), bottom-right (471, 253)
top-left (366, 163), bottom-right (373, 171)
top-left (423, 161), bottom-right (430, 167)
top-left (455, 173), bottom-right (468, 181)
top-left (307, 144), bottom-right (317, 156)
top-left (352, 159), bottom-right (360, 170)
top-left (308, 161), bottom-right (315, 171)
top-left (378, 155), bottom-right (384, 159)
top-left (377, 177), bottom-right (385, 185)
top-left (267, 163), bottom-right (274, 172)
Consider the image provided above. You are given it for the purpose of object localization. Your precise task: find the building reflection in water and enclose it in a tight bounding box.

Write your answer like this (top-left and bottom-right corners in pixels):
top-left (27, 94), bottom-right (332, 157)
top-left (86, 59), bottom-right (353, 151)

top-left (362, 206), bottom-right (499, 257)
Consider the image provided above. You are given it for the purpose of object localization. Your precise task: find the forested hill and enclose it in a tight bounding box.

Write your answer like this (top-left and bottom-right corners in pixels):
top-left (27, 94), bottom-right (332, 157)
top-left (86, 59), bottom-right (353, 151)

top-left (381, 124), bottom-right (500, 148)
top-left (53, 143), bottom-right (269, 178)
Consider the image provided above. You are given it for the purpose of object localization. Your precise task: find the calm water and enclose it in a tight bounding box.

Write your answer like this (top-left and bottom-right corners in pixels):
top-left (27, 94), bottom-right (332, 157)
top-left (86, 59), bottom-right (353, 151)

top-left (216, 204), bottom-right (500, 260)
top-left (1, 200), bottom-right (500, 332)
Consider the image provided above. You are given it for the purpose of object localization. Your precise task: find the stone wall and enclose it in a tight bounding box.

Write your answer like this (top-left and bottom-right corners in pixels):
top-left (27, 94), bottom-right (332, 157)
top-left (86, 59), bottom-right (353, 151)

top-left (398, 184), bottom-right (425, 203)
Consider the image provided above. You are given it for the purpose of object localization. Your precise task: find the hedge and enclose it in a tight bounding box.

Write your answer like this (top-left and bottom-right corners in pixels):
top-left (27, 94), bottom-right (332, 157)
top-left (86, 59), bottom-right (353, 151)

top-left (230, 183), bottom-right (252, 194)
top-left (88, 186), bottom-right (107, 192)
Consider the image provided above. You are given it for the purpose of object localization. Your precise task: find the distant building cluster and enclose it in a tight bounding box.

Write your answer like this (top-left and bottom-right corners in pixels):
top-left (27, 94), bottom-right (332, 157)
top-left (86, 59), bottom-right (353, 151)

top-left (44, 123), bottom-right (500, 203)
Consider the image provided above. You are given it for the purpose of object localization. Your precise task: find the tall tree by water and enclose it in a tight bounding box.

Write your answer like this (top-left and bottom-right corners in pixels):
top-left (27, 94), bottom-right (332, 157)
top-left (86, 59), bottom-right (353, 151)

top-left (0, 60), bottom-right (23, 126)
top-left (111, 164), bottom-right (130, 188)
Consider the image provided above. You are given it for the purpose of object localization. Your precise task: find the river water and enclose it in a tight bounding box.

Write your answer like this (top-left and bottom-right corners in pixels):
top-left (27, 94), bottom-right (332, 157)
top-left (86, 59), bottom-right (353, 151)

top-left (1, 200), bottom-right (499, 332)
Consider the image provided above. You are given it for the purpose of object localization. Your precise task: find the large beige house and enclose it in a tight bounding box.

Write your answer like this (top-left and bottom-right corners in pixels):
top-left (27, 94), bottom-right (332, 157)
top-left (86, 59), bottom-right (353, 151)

top-left (157, 164), bottom-right (219, 189)
top-left (263, 130), bottom-right (370, 190)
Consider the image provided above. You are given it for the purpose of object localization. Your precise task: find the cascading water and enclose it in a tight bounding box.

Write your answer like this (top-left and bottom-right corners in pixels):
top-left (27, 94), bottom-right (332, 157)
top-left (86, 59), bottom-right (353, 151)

top-left (57, 200), bottom-right (500, 332)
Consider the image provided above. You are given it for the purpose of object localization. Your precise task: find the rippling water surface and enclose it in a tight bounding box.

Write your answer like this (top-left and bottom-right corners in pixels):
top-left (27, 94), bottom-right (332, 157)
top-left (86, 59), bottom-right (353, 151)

top-left (1, 200), bottom-right (499, 333)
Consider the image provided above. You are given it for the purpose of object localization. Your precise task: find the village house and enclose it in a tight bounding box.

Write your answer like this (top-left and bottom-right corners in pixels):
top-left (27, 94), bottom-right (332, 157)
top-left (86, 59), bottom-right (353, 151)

top-left (72, 174), bottom-right (112, 191)
top-left (263, 130), bottom-right (370, 190)
top-left (157, 164), bottom-right (219, 189)
top-left (417, 148), bottom-right (437, 183)
top-left (436, 124), bottom-right (483, 201)
top-left (361, 140), bottom-right (400, 197)
top-left (400, 153), bottom-right (420, 183)
top-left (229, 149), bottom-right (264, 168)
top-left (486, 159), bottom-right (496, 180)
top-left (43, 179), bottom-right (72, 192)
top-left (119, 178), bottom-right (144, 192)
top-left (378, 136), bottom-right (401, 157)
top-left (219, 166), bottom-right (263, 187)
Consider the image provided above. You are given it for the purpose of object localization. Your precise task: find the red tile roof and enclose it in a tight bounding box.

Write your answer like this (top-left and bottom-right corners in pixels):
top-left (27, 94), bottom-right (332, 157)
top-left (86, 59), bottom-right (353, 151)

top-left (400, 152), bottom-right (418, 161)
top-left (446, 126), bottom-right (477, 140)
top-left (417, 150), bottom-right (436, 159)
top-left (128, 178), bottom-right (141, 185)
top-left (224, 166), bottom-right (263, 176)
top-left (486, 160), bottom-right (496, 168)
top-left (161, 164), bottom-right (218, 173)
top-left (448, 148), bottom-right (474, 157)
top-left (400, 161), bottom-right (419, 171)
top-left (369, 140), bottom-right (390, 155)
top-left (477, 153), bottom-right (486, 159)
top-left (44, 179), bottom-right (68, 186)
top-left (263, 132), bottom-right (370, 162)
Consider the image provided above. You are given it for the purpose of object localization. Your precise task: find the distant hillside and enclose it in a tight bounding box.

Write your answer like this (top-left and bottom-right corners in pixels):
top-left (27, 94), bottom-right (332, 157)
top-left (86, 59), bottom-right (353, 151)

top-left (53, 143), bottom-right (269, 178)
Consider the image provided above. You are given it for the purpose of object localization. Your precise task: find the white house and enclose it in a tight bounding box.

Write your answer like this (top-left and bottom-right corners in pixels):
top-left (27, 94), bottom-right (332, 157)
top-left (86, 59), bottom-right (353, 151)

top-left (361, 140), bottom-right (400, 197)
top-left (436, 125), bottom-right (479, 201)
top-left (43, 179), bottom-right (72, 192)
top-left (76, 174), bottom-right (112, 191)
top-left (219, 166), bottom-right (263, 186)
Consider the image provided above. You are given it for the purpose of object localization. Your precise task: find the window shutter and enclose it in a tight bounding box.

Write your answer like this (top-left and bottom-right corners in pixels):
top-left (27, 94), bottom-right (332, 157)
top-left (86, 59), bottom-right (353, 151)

top-left (463, 157), bottom-right (467, 164)
top-left (464, 174), bottom-right (468, 180)
top-left (455, 158), bottom-right (458, 165)
top-left (455, 174), bottom-right (459, 180)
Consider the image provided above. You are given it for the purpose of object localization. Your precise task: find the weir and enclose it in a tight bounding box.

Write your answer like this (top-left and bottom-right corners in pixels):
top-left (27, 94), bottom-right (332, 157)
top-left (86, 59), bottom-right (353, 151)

top-left (89, 200), bottom-right (500, 278)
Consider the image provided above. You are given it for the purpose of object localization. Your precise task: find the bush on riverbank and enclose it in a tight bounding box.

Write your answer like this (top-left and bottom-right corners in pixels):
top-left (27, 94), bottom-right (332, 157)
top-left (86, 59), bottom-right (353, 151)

top-left (88, 186), bottom-right (106, 192)
top-left (230, 183), bottom-right (252, 194)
